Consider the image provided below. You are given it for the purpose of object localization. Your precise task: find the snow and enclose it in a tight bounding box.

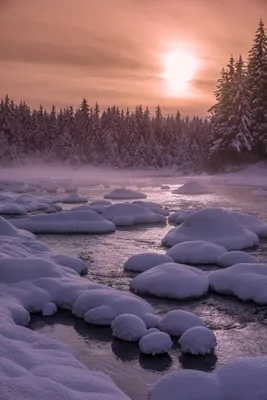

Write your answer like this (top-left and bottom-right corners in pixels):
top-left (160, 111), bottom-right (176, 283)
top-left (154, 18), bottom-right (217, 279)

top-left (131, 263), bottom-right (209, 300)
top-left (161, 185), bottom-right (170, 189)
top-left (124, 252), bottom-right (173, 272)
top-left (230, 211), bottom-right (267, 237)
top-left (179, 326), bottom-right (217, 355)
top-left (168, 210), bottom-right (195, 225)
top-left (0, 203), bottom-right (27, 215)
top-left (111, 314), bottom-right (147, 341)
top-left (48, 254), bottom-right (88, 274)
top-left (62, 194), bottom-right (88, 204)
top-left (45, 205), bottom-right (59, 213)
top-left (159, 310), bottom-right (206, 336)
top-left (209, 263), bottom-right (267, 304)
top-left (0, 324), bottom-right (130, 400)
top-left (104, 188), bottom-right (147, 200)
top-left (139, 332), bottom-right (173, 355)
top-left (252, 189), bottom-right (267, 196)
top-left (0, 192), bottom-right (61, 213)
top-left (131, 201), bottom-right (169, 216)
top-left (70, 204), bottom-right (107, 214)
top-left (102, 203), bottom-right (166, 226)
top-left (64, 184), bottom-right (78, 194)
top-left (162, 208), bottom-right (259, 250)
top-left (0, 216), bottom-right (34, 240)
top-left (172, 180), bottom-right (212, 195)
top-left (42, 301), bottom-right (57, 316)
top-left (217, 251), bottom-right (253, 267)
top-left (144, 328), bottom-right (160, 335)
top-left (90, 200), bottom-right (112, 206)
top-left (142, 313), bottom-right (161, 329)
top-left (166, 241), bottom-right (227, 264)
top-left (10, 210), bottom-right (116, 234)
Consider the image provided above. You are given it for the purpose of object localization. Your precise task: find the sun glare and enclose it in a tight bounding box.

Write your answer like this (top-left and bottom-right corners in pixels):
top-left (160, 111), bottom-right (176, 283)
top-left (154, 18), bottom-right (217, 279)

top-left (163, 49), bottom-right (198, 95)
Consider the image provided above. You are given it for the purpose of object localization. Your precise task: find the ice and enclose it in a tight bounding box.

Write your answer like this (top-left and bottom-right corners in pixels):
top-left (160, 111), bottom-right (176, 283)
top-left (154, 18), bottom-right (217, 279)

top-left (159, 310), bottom-right (206, 336)
top-left (142, 313), bottom-right (161, 328)
top-left (131, 201), bottom-right (169, 216)
top-left (209, 263), bottom-right (267, 304)
top-left (139, 332), bottom-right (173, 355)
top-left (10, 210), bottom-right (116, 234)
top-left (111, 314), bottom-right (147, 341)
top-left (166, 241), bottom-right (227, 264)
top-left (230, 211), bottom-right (267, 237)
top-left (102, 203), bottom-right (166, 226)
top-left (124, 252), bottom-right (173, 272)
top-left (162, 208), bottom-right (259, 250)
top-left (62, 194), bottom-right (88, 204)
top-left (42, 302), bottom-right (57, 316)
top-left (179, 326), bottom-right (217, 355)
top-left (104, 188), bottom-right (147, 200)
top-left (217, 251), bottom-right (253, 267)
top-left (172, 180), bottom-right (212, 195)
top-left (168, 210), bottom-right (195, 225)
top-left (131, 263), bottom-right (209, 300)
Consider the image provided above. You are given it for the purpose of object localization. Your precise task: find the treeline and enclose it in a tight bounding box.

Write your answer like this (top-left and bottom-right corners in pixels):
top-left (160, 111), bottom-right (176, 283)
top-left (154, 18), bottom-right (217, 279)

top-left (0, 20), bottom-right (267, 171)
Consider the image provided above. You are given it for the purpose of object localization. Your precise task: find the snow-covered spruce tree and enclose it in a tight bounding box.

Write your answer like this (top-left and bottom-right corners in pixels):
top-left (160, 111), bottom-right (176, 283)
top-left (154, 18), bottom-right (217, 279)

top-left (247, 19), bottom-right (267, 159)
top-left (0, 95), bottom-right (18, 164)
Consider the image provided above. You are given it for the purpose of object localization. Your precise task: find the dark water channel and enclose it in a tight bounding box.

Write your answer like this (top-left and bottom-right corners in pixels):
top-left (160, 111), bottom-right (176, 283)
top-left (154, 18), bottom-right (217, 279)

top-left (29, 184), bottom-right (267, 400)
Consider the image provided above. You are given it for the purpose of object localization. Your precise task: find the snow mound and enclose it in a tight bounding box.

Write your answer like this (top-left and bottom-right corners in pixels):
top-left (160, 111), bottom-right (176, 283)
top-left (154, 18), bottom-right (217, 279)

top-left (0, 216), bottom-right (34, 240)
top-left (132, 201), bottom-right (169, 216)
top-left (90, 200), bottom-right (112, 206)
top-left (124, 252), bottom-right (173, 272)
top-left (139, 332), bottom-right (173, 355)
top-left (104, 188), bottom-right (147, 200)
top-left (172, 180), bottom-right (212, 195)
top-left (130, 263), bottom-right (209, 300)
top-left (161, 185), bottom-right (170, 189)
top-left (64, 184), bottom-right (78, 193)
top-left (0, 193), bottom-right (61, 213)
top-left (230, 211), bottom-right (267, 237)
top-left (45, 205), bottom-right (59, 214)
top-left (142, 313), bottom-right (161, 329)
top-left (209, 263), bottom-right (267, 304)
top-left (42, 301), bottom-right (57, 316)
top-left (166, 240), bottom-right (227, 264)
top-left (179, 326), bottom-right (217, 355)
top-left (149, 370), bottom-right (220, 400)
top-left (0, 324), bottom-right (129, 400)
top-left (102, 204), bottom-right (166, 226)
top-left (70, 204), bottom-right (107, 214)
top-left (168, 210), bottom-right (195, 225)
top-left (111, 314), bottom-right (147, 341)
top-left (48, 254), bottom-right (88, 274)
top-left (0, 203), bottom-right (27, 215)
top-left (10, 210), bottom-right (116, 234)
top-left (217, 251), bottom-right (253, 267)
top-left (162, 208), bottom-right (259, 250)
top-left (252, 189), bottom-right (267, 196)
top-left (159, 310), bottom-right (206, 336)
top-left (145, 328), bottom-right (160, 335)
top-left (62, 194), bottom-right (88, 204)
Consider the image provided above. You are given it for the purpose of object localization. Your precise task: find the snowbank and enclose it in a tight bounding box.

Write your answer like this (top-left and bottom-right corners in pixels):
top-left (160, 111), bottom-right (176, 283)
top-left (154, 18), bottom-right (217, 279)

top-left (124, 252), bottom-right (173, 272)
top-left (132, 201), bottom-right (169, 216)
top-left (209, 263), bottom-right (267, 304)
top-left (179, 326), bottom-right (217, 355)
top-left (139, 332), bottom-right (173, 355)
top-left (130, 263), bottom-right (209, 300)
top-left (62, 194), bottom-right (88, 204)
top-left (166, 241), bottom-right (227, 264)
top-left (217, 251), bottom-right (253, 267)
top-left (102, 203), bottom-right (166, 226)
top-left (111, 314), bottom-right (147, 341)
top-left (159, 310), bottom-right (206, 336)
top-left (162, 208), bottom-right (259, 250)
top-left (172, 180), bottom-right (212, 195)
top-left (104, 188), bottom-right (147, 200)
top-left (10, 210), bottom-right (116, 234)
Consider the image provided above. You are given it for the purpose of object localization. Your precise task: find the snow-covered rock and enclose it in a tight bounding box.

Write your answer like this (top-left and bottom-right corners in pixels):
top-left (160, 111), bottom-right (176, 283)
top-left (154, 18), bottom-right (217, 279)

top-left (168, 210), bottom-right (195, 225)
top-left (0, 216), bottom-right (34, 240)
top-left (159, 310), bottom-right (206, 336)
top-left (161, 185), bottom-right (170, 190)
top-left (10, 210), bottom-right (116, 234)
top-left (179, 326), bottom-right (217, 355)
top-left (166, 240), bottom-right (227, 264)
top-left (172, 180), bottom-right (212, 195)
top-left (130, 263), bottom-right (209, 300)
top-left (139, 332), bottom-right (173, 355)
top-left (124, 252), bottom-right (173, 272)
top-left (48, 254), bottom-right (88, 274)
top-left (70, 204), bottom-right (107, 214)
top-left (62, 194), bottom-right (88, 204)
top-left (45, 206), bottom-right (59, 214)
top-left (111, 314), bottom-right (147, 341)
top-left (104, 188), bottom-right (147, 200)
top-left (230, 211), bottom-right (267, 237)
top-left (131, 201), bottom-right (169, 216)
top-left (42, 301), bottom-right (57, 316)
top-left (142, 313), bottom-right (161, 329)
top-left (102, 204), bottom-right (166, 226)
top-left (144, 328), bottom-right (160, 335)
top-left (162, 208), bottom-right (259, 250)
top-left (64, 184), bottom-right (78, 194)
top-left (0, 203), bottom-right (27, 215)
top-left (209, 263), bottom-right (267, 304)
top-left (217, 251), bottom-right (253, 267)
top-left (90, 200), bottom-right (112, 206)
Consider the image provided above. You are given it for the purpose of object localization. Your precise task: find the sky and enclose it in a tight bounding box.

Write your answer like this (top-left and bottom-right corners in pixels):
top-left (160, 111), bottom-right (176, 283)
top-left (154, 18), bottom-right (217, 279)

top-left (1, 0), bottom-right (267, 116)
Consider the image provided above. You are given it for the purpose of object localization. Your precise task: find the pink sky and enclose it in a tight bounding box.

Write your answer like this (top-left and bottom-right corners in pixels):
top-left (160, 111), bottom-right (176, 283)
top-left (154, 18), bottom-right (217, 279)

top-left (1, 0), bottom-right (266, 115)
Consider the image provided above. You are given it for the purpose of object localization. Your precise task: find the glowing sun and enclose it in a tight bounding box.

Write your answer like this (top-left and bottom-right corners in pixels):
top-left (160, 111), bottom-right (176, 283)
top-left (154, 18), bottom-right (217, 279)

top-left (163, 49), bottom-right (198, 95)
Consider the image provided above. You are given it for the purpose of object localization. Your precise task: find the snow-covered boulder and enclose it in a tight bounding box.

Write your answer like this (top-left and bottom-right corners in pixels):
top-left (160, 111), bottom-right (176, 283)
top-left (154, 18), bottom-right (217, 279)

top-left (217, 251), bottom-right (253, 267)
top-left (111, 314), bottom-right (147, 341)
top-left (70, 204), bottom-right (107, 214)
top-left (166, 241), bottom-right (227, 264)
top-left (161, 185), bottom-right (170, 190)
top-left (90, 200), bottom-right (112, 206)
top-left (42, 302), bottom-right (57, 316)
top-left (144, 328), bottom-right (160, 335)
top-left (10, 210), bottom-right (116, 234)
top-left (48, 254), bottom-right (88, 274)
top-left (209, 263), bottom-right (267, 304)
top-left (64, 184), bottom-right (78, 194)
top-left (124, 252), bottom-right (173, 272)
top-left (230, 211), bottom-right (267, 237)
top-left (159, 310), bottom-right (206, 336)
top-left (179, 326), bottom-right (217, 355)
top-left (139, 332), bottom-right (173, 355)
top-left (0, 216), bottom-right (34, 240)
top-left (102, 204), bottom-right (166, 226)
top-left (131, 201), bottom-right (169, 216)
top-left (45, 206), bottom-right (59, 214)
top-left (0, 203), bottom-right (27, 215)
top-left (62, 194), bottom-right (88, 204)
top-left (162, 208), bottom-right (259, 250)
top-left (172, 180), bottom-right (212, 195)
top-left (142, 313), bottom-right (161, 329)
top-left (104, 188), bottom-right (147, 200)
top-left (130, 263), bottom-right (209, 300)
top-left (13, 194), bottom-right (61, 213)
top-left (168, 210), bottom-right (195, 225)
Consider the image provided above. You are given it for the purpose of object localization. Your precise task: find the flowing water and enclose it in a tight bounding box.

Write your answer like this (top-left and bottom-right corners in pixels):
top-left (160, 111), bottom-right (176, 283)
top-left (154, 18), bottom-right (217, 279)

top-left (29, 182), bottom-right (267, 400)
